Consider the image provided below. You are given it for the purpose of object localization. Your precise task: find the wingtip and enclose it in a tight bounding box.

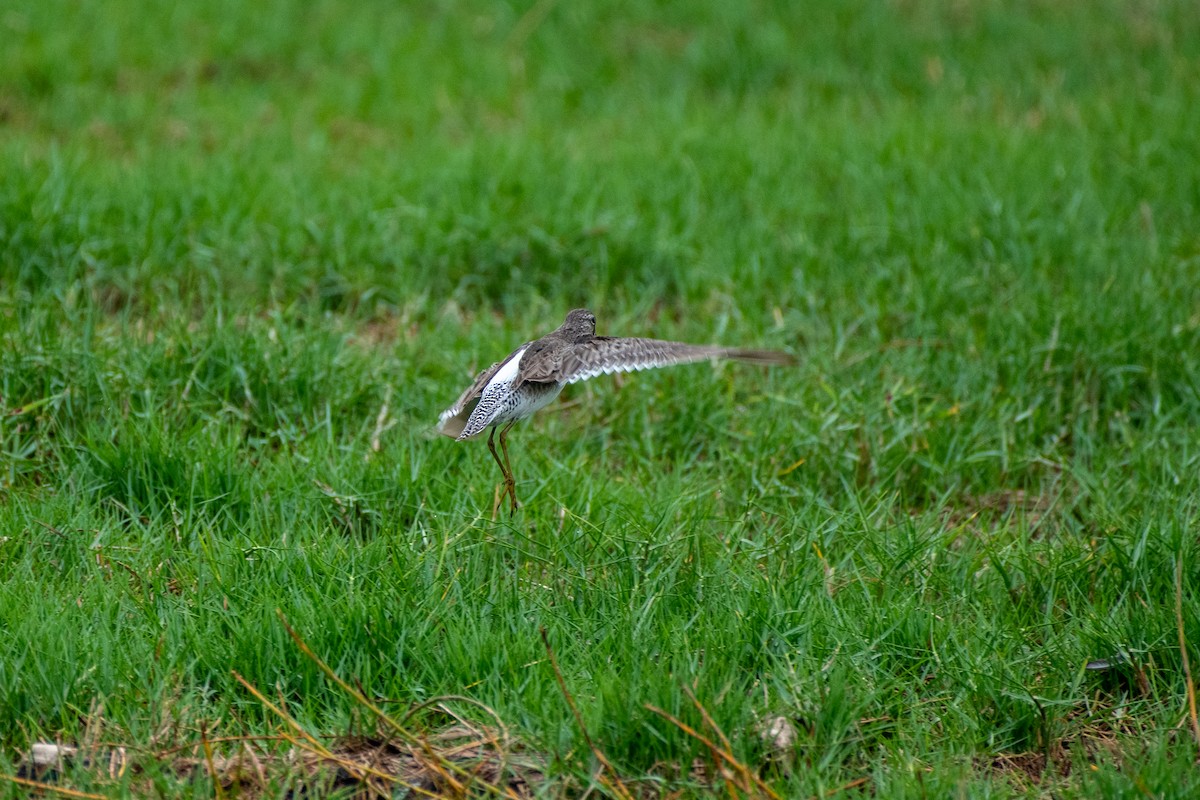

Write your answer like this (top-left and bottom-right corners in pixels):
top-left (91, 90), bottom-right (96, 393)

top-left (726, 348), bottom-right (798, 366)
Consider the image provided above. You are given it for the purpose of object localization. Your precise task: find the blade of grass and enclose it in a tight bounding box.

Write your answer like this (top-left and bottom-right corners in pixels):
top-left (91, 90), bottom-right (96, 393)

top-left (0, 774), bottom-right (107, 799)
top-left (645, 702), bottom-right (780, 800)
top-left (199, 720), bottom-right (226, 800)
top-left (1176, 558), bottom-right (1200, 746)
top-left (541, 627), bottom-right (635, 800)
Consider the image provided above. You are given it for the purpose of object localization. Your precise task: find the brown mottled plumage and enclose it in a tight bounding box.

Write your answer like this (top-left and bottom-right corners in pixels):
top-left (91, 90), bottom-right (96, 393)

top-left (437, 309), bottom-right (795, 514)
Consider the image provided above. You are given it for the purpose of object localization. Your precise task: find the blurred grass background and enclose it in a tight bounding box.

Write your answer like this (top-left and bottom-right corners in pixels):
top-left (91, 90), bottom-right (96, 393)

top-left (2, 1), bottom-right (1200, 796)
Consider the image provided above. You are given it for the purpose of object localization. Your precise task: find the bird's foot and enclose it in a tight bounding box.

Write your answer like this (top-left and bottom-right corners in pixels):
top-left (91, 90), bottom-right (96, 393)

top-left (492, 482), bottom-right (520, 519)
top-left (506, 479), bottom-right (519, 517)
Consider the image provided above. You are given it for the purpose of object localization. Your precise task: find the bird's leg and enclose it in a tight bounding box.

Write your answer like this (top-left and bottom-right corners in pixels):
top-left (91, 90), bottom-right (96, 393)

top-left (499, 419), bottom-right (519, 515)
top-left (486, 427), bottom-right (513, 515)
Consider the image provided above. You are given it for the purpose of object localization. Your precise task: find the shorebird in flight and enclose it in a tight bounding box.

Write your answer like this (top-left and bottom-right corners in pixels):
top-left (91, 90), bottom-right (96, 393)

top-left (437, 309), bottom-right (794, 515)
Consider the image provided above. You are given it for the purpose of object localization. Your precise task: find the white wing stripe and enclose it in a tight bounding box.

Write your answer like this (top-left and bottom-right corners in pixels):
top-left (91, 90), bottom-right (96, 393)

top-left (564, 353), bottom-right (716, 384)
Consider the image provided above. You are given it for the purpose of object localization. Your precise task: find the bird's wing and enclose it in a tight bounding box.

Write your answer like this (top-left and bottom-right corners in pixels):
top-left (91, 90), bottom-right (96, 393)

top-left (519, 337), bottom-right (795, 385)
top-left (435, 344), bottom-right (529, 438)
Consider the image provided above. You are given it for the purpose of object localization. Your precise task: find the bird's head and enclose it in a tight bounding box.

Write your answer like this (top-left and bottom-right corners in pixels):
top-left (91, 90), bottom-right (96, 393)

top-left (561, 308), bottom-right (597, 339)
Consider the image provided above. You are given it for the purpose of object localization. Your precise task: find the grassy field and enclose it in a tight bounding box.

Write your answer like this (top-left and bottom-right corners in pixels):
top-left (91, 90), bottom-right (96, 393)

top-left (3, 0), bottom-right (1200, 796)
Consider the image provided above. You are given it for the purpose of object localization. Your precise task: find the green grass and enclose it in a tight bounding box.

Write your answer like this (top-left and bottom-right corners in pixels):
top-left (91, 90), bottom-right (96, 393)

top-left (3, 0), bottom-right (1200, 796)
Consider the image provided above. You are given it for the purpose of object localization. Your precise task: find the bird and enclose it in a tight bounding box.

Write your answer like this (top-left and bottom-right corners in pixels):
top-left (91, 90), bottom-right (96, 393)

top-left (437, 309), bottom-right (795, 515)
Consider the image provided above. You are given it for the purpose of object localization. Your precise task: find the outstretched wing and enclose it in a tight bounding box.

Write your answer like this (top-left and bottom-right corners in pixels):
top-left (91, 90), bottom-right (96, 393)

top-left (519, 337), bottom-right (795, 385)
top-left (436, 344), bottom-right (528, 438)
